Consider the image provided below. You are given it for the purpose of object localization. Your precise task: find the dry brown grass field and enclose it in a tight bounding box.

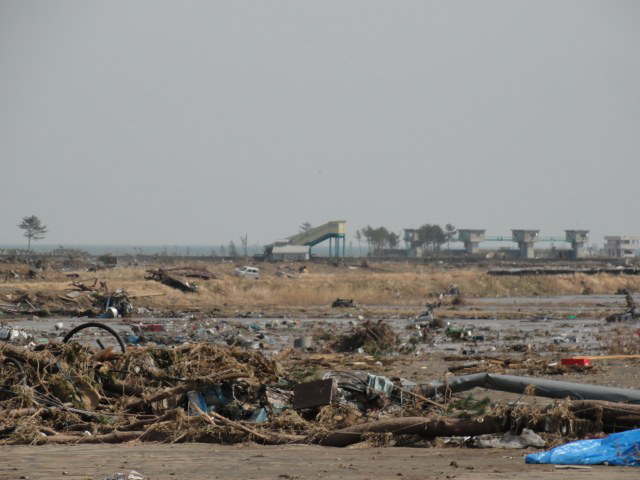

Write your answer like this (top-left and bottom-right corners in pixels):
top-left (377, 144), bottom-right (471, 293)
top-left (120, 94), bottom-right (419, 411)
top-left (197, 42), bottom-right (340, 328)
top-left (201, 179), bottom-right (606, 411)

top-left (3, 260), bottom-right (640, 313)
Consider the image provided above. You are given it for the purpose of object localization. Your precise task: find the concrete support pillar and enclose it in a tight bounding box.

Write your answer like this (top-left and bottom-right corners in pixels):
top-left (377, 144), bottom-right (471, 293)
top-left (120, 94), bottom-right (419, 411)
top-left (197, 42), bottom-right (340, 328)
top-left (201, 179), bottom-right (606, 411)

top-left (458, 229), bottom-right (486, 255)
top-left (512, 230), bottom-right (539, 259)
top-left (519, 242), bottom-right (535, 259)
top-left (571, 242), bottom-right (586, 259)
top-left (566, 230), bottom-right (589, 259)
top-left (465, 241), bottom-right (481, 254)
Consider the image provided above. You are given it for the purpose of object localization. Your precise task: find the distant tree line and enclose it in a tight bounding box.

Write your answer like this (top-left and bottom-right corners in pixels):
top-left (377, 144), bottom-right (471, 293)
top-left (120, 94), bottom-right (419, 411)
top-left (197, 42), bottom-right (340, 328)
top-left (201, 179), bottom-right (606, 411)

top-left (356, 223), bottom-right (457, 255)
top-left (412, 223), bottom-right (457, 252)
top-left (356, 226), bottom-right (400, 254)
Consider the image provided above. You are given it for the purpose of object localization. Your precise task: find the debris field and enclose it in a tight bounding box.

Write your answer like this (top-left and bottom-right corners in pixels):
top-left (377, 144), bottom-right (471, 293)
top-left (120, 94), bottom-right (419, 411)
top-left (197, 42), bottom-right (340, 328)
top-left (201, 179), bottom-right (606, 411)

top-left (1, 258), bottom-right (640, 478)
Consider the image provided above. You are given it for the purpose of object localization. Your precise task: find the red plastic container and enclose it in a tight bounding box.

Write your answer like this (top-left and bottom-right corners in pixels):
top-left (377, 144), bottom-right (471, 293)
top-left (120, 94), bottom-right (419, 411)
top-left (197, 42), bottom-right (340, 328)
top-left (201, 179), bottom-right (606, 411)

top-left (560, 358), bottom-right (591, 366)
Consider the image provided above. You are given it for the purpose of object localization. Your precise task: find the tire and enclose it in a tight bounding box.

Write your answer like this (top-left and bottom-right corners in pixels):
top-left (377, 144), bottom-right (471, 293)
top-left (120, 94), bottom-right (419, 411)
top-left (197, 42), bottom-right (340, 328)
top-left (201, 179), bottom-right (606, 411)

top-left (63, 322), bottom-right (126, 353)
top-left (2, 357), bottom-right (26, 385)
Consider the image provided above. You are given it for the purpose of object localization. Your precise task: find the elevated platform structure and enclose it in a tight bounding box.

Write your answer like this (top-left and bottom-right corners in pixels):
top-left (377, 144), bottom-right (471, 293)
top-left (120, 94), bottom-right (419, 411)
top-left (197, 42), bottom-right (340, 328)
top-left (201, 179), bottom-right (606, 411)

top-left (458, 229), bottom-right (486, 254)
top-left (269, 221), bottom-right (346, 258)
top-left (457, 228), bottom-right (589, 259)
top-left (565, 230), bottom-right (589, 259)
top-left (512, 229), bottom-right (539, 259)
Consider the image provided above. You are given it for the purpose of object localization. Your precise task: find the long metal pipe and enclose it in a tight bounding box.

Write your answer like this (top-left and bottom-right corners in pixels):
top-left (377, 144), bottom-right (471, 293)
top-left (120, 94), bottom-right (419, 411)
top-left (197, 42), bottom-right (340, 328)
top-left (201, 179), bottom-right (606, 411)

top-left (422, 373), bottom-right (640, 404)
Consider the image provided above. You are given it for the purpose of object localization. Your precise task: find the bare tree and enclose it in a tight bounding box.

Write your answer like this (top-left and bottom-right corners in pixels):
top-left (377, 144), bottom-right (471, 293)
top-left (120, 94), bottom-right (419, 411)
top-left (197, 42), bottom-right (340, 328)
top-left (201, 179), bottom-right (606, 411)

top-left (18, 215), bottom-right (48, 251)
top-left (445, 224), bottom-right (457, 250)
top-left (228, 241), bottom-right (238, 257)
top-left (240, 234), bottom-right (248, 258)
top-left (299, 222), bottom-right (313, 232)
top-left (355, 230), bottom-right (362, 253)
top-left (388, 232), bottom-right (400, 249)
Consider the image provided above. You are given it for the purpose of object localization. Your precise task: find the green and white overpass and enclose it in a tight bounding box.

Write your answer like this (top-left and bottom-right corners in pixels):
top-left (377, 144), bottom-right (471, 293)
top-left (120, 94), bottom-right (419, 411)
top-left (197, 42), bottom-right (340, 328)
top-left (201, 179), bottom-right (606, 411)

top-left (269, 221), bottom-right (347, 258)
top-left (458, 229), bottom-right (589, 259)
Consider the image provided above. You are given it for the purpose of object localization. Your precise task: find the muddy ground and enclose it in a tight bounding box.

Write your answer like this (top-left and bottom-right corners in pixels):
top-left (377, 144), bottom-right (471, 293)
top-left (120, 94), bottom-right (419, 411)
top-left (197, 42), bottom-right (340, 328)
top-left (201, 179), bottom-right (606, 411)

top-left (1, 444), bottom-right (638, 480)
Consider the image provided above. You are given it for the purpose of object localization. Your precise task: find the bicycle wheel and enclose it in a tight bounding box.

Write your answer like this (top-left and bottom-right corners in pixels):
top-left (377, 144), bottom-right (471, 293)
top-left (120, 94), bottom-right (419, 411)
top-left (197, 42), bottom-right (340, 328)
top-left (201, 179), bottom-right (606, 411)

top-left (63, 322), bottom-right (126, 353)
top-left (1, 357), bottom-right (27, 386)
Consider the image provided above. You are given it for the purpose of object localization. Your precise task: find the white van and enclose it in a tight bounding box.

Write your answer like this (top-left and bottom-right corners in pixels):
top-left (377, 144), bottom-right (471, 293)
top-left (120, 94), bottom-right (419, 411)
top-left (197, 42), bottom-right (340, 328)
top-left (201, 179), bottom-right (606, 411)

top-left (233, 266), bottom-right (260, 279)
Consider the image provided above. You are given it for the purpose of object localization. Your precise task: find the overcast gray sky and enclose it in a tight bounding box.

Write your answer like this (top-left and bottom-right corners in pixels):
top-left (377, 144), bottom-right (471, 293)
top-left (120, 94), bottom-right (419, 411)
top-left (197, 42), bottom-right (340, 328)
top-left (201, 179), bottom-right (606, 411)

top-left (1, 1), bottom-right (639, 247)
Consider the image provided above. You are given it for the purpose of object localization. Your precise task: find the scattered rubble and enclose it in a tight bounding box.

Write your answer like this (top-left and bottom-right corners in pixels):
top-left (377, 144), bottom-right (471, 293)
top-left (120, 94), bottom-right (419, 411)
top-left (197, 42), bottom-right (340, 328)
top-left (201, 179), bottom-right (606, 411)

top-left (97, 254), bottom-right (118, 268)
top-left (333, 320), bottom-right (397, 353)
top-left (102, 471), bottom-right (145, 480)
top-left (332, 298), bottom-right (357, 308)
top-left (606, 291), bottom-right (640, 323)
top-left (0, 287), bottom-right (133, 318)
top-left (474, 428), bottom-right (545, 449)
top-left (0, 314), bottom-right (638, 450)
top-left (161, 266), bottom-right (216, 280)
top-left (145, 269), bottom-right (198, 293)
top-left (1, 258), bottom-right (640, 456)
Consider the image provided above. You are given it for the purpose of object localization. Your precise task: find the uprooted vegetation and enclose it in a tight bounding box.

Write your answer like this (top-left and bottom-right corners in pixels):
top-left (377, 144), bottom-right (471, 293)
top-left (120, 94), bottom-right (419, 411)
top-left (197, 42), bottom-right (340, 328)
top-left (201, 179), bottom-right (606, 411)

top-left (2, 339), bottom-right (640, 448)
top-left (333, 320), bottom-right (398, 354)
top-left (0, 284), bottom-right (133, 318)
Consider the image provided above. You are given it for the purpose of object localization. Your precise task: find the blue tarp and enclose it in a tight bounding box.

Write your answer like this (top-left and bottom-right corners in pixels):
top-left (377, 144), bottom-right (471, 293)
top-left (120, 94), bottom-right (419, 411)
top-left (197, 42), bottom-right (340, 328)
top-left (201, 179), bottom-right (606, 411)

top-left (525, 429), bottom-right (640, 466)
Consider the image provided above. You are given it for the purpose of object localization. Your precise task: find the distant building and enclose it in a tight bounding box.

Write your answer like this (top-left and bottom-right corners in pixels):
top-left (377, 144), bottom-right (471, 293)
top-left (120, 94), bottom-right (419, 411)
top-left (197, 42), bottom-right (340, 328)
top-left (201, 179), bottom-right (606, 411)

top-left (271, 245), bottom-right (310, 261)
top-left (565, 230), bottom-right (589, 259)
top-left (604, 236), bottom-right (639, 258)
top-left (403, 229), bottom-right (422, 257)
top-left (511, 229), bottom-right (539, 259)
top-left (458, 229), bottom-right (486, 254)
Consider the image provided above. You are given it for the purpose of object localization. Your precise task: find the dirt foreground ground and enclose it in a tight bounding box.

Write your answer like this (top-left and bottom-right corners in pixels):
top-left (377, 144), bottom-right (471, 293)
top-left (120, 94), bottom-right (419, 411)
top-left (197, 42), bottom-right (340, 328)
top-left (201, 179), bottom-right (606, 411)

top-left (1, 443), bottom-right (637, 480)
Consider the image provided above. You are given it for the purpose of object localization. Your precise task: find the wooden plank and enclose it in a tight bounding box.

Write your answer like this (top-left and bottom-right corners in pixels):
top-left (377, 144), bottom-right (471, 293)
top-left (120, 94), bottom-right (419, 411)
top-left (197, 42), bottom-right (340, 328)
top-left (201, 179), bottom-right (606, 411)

top-left (570, 355), bottom-right (640, 361)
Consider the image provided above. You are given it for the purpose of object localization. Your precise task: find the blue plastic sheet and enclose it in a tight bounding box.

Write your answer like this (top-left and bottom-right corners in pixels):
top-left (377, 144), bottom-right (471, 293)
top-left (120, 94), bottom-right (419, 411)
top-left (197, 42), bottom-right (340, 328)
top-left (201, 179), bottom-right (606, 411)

top-left (187, 391), bottom-right (208, 415)
top-left (525, 429), bottom-right (640, 466)
top-left (248, 407), bottom-right (269, 423)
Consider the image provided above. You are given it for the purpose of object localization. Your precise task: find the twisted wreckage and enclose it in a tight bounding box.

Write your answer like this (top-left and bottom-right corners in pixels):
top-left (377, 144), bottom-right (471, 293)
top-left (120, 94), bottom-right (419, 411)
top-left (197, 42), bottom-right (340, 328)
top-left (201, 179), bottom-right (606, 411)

top-left (1, 334), bottom-right (640, 448)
